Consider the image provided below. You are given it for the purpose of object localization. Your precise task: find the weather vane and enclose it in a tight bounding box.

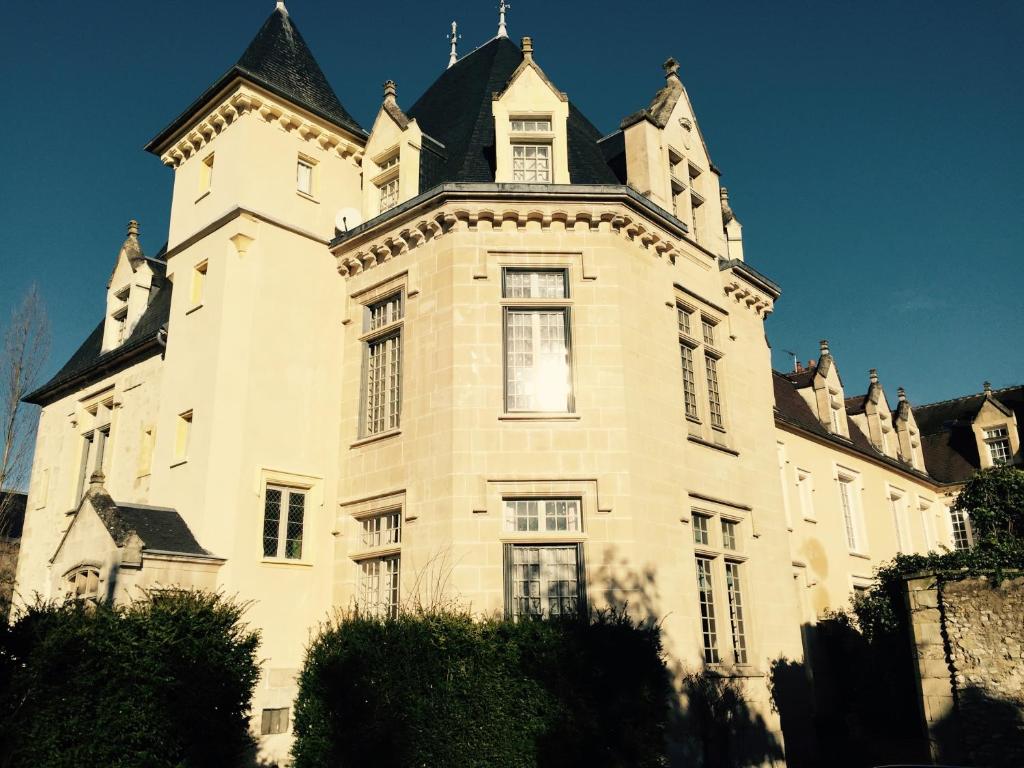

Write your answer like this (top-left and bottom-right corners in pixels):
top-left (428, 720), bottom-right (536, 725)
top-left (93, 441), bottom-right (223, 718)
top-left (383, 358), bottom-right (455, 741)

top-left (448, 20), bottom-right (461, 69)
top-left (498, 1), bottom-right (511, 38)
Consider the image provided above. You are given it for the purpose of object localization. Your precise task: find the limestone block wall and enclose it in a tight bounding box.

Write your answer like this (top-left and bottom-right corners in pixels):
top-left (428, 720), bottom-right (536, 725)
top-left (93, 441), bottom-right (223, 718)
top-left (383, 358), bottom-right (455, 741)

top-left (906, 573), bottom-right (1024, 768)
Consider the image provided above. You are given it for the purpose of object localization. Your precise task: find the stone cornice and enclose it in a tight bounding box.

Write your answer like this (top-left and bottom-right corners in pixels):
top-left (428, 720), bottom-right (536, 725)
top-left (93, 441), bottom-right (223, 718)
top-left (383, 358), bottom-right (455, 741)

top-left (156, 82), bottom-right (364, 169)
top-left (720, 261), bottom-right (777, 318)
top-left (331, 183), bottom-right (714, 273)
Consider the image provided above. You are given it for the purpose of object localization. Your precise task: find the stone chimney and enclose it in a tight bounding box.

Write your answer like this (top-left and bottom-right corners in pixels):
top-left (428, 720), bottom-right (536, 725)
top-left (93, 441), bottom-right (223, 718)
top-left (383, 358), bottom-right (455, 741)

top-left (521, 36), bottom-right (533, 61)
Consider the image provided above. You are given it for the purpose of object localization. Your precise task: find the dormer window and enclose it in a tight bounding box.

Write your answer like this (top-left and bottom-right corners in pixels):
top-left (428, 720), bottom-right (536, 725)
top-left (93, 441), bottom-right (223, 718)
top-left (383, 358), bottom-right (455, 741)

top-left (111, 286), bottom-right (130, 344)
top-left (510, 116), bottom-right (553, 183)
top-left (985, 426), bottom-right (1012, 466)
top-left (510, 118), bottom-right (551, 132)
top-left (688, 165), bottom-right (704, 241)
top-left (374, 150), bottom-right (400, 213)
top-left (829, 393), bottom-right (842, 434)
top-left (669, 149), bottom-right (686, 218)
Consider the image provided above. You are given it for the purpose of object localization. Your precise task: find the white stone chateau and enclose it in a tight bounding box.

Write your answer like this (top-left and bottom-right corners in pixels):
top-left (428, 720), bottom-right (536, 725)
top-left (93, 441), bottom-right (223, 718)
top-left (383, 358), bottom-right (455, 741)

top-left (13, 4), bottom-right (1022, 763)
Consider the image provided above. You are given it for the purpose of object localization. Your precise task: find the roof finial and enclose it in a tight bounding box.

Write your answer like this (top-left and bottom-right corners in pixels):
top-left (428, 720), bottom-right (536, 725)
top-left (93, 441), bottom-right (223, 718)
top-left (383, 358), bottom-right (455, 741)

top-left (127, 219), bottom-right (139, 238)
top-left (275, 1), bottom-right (287, 14)
top-left (448, 21), bottom-right (460, 69)
top-left (89, 469), bottom-right (106, 489)
top-left (869, 368), bottom-right (879, 385)
top-left (897, 386), bottom-right (907, 403)
top-left (984, 381), bottom-right (993, 396)
top-left (663, 57), bottom-right (680, 83)
top-left (819, 339), bottom-right (830, 356)
top-left (521, 36), bottom-right (533, 61)
top-left (383, 80), bottom-right (397, 103)
top-left (498, 0), bottom-right (511, 38)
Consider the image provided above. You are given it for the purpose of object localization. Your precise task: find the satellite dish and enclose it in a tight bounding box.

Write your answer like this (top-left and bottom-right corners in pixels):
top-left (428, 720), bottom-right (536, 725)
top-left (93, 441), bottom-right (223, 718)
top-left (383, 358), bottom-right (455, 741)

top-left (335, 207), bottom-right (362, 234)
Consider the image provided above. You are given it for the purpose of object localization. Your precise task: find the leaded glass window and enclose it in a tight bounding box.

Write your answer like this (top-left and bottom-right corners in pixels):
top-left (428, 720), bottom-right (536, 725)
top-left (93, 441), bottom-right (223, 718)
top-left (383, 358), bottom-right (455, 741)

top-left (263, 485), bottom-right (305, 560)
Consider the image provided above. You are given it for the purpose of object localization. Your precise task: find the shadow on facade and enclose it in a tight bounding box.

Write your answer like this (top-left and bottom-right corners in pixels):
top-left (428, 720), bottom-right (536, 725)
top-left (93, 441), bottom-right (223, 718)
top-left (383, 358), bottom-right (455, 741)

top-left (599, 546), bottom-right (785, 767)
top-left (930, 684), bottom-right (1024, 768)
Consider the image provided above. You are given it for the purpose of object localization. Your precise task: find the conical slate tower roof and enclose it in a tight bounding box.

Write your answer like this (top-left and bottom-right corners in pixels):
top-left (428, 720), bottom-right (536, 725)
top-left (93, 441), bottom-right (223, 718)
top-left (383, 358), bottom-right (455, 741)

top-left (147, 5), bottom-right (363, 153)
top-left (407, 36), bottom-right (619, 188)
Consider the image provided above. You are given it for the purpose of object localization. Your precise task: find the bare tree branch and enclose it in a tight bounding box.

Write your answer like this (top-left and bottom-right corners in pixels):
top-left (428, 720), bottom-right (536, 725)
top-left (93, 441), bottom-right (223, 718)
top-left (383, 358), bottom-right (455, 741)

top-left (0, 285), bottom-right (50, 537)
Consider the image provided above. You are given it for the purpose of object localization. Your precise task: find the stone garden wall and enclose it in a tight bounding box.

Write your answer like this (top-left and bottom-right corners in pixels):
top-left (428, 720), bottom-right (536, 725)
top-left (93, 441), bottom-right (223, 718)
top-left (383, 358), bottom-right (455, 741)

top-left (905, 573), bottom-right (1024, 768)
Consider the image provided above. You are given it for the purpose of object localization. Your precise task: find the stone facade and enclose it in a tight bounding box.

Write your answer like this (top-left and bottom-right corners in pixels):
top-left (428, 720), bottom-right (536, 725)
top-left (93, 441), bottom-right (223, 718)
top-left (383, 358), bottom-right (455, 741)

top-left (11, 5), bottom-right (1007, 765)
top-left (906, 573), bottom-right (1024, 768)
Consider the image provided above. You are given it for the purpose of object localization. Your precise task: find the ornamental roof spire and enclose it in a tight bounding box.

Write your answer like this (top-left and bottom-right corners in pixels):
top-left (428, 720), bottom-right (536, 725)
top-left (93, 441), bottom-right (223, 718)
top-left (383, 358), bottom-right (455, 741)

top-left (448, 21), bottom-right (460, 68)
top-left (497, 1), bottom-right (511, 38)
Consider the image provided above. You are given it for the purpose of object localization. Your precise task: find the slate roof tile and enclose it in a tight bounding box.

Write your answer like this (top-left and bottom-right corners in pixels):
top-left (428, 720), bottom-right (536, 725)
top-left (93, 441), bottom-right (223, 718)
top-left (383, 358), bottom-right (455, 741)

top-left (147, 7), bottom-right (363, 153)
top-left (407, 36), bottom-right (619, 189)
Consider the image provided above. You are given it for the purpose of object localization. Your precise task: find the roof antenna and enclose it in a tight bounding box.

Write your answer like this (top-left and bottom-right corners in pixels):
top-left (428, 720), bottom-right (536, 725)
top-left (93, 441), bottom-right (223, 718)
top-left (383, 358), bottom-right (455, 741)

top-left (498, 1), bottom-right (511, 38)
top-left (784, 349), bottom-right (798, 373)
top-left (448, 21), bottom-right (461, 68)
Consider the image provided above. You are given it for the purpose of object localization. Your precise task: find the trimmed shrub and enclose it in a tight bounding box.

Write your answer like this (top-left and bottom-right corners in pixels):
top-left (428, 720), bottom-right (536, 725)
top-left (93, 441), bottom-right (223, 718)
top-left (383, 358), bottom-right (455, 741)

top-left (291, 610), bottom-right (670, 768)
top-left (0, 590), bottom-right (261, 768)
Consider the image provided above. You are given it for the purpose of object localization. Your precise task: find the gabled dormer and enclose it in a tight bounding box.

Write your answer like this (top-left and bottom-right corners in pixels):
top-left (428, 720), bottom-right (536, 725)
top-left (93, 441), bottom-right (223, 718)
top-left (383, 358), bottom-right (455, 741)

top-left (102, 221), bottom-right (158, 352)
top-left (617, 58), bottom-right (731, 256)
top-left (362, 81), bottom-right (429, 220)
top-left (972, 382), bottom-right (1020, 468)
top-left (793, 340), bottom-right (849, 439)
top-left (894, 387), bottom-right (926, 470)
top-left (145, 3), bottom-right (365, 245)
top-left (492, 37), bottom-right (570, 184)
top-left (847, 369), bottom-right (898, 458)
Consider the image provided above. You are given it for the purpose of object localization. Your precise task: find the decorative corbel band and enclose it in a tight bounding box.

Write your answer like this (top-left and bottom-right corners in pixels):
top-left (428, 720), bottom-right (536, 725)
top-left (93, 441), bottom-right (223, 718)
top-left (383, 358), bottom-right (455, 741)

top-left (159, 85), bottom-right (365, 169)
top-left (334, 202), bottom-right (705, 277)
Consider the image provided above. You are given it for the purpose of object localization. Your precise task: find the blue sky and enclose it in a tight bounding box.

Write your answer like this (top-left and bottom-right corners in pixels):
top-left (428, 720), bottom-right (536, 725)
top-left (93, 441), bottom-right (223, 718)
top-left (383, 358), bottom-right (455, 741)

top-left (1, 0), bottom-right (1021, 405)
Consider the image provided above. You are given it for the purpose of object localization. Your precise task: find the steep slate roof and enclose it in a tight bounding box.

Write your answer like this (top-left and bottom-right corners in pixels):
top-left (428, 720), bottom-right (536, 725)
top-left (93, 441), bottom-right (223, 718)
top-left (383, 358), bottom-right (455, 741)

top-left (914, 385), bottom-right (1024, 484)
top-left (24, 268), bottom-right (171, 405)
top-left (406, 36), bottom-right (619, 190)
top-left (844, 393), bottom-right (868, 415)
top-left (146, 6), bottom-right (363, 153)
top-left (772, 371), bottom-right (930, 481)
top-left (88, 489), bottom-right (210, 557)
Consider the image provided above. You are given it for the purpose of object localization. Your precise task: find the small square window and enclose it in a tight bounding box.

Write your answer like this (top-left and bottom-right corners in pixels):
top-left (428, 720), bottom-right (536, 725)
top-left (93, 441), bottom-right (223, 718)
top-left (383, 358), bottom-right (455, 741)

top-left (693, 513), bottom-right (710, 546)
top-left (199, 153), bottom-right (214, 194)
top-left (260, 707), bottom-right (289, 735)
top-left (721, 519), bottom-right (738, 550)
top-left (361, 510), bottom-right (402, 548)
top-left (297, 157), bottom-right (315, 195)
top-left (190, 260), bottom-right (208, 307)
top-left (676, 304), bottom-right (692, 336)
top-left (174, 411), bottom-right (192, 462)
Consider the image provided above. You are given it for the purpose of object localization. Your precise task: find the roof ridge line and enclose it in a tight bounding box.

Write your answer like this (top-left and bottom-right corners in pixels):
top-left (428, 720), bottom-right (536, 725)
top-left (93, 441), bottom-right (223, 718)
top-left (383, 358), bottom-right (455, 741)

top-left (916, 383), bottom-right (1023, 410)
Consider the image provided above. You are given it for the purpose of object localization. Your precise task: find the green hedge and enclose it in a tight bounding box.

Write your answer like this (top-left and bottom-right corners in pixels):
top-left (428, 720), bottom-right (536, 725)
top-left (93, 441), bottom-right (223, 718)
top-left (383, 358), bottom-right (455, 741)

top-left (291, 610), bottom-right (670, 768)
top-left (0, 591), bottom-right (261, 768)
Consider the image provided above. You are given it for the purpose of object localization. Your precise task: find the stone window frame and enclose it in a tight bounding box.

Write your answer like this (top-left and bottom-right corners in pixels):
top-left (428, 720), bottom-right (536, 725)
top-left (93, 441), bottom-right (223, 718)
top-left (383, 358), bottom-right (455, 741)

top-left (347, 490), bottom-right (405, 619)
top-left (355, 277), bottom-right (407, 441)
top-left (75, 390), bottom-right (115, 504)
top-left (257, 467), bottom-right (321, 568)
top-left (689, 506), bottom-right (751, 667)
top-left (500, 266), bottom-right (575, 415)
top-left (834, 464), bottom-right (868, 556)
